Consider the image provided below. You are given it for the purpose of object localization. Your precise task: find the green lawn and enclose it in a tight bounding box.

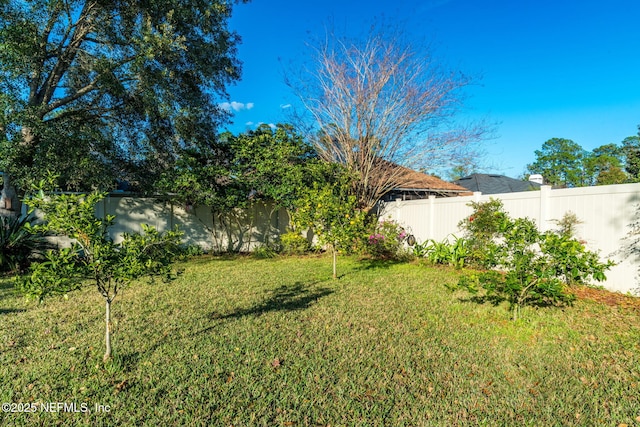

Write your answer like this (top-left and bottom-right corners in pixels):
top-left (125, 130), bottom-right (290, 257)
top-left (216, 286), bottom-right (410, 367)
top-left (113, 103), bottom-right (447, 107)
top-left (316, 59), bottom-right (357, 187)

top-left (1, 255), bottom-right (639, 426)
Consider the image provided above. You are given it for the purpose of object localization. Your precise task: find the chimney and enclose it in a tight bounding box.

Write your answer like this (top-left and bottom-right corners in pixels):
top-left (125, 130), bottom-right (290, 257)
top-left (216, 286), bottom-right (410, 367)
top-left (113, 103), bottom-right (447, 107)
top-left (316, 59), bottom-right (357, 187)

top-left (528, 174), bottom-right (543, 185)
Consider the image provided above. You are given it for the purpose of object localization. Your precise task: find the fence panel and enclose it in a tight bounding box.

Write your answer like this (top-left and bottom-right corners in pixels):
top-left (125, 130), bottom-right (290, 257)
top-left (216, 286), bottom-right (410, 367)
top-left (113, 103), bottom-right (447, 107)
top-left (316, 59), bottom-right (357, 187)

top-left (379, 183), bottom-right (640, 295)
top-left (24, 184), bottom-right (640, 294)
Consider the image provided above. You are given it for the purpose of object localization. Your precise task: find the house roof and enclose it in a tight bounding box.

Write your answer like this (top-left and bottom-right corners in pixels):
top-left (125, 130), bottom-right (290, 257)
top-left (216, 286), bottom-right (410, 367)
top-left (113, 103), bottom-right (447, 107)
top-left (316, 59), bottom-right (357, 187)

top-left (391, 165), bottom-right (470, 193)
top-left (454, 173), bottom-right (542, 194)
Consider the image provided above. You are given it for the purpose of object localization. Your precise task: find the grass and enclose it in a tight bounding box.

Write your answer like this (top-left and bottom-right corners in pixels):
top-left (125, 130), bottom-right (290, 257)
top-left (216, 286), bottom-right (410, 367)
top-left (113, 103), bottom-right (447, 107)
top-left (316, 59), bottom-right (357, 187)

top-left (1, 255), bottom-right (639, 426)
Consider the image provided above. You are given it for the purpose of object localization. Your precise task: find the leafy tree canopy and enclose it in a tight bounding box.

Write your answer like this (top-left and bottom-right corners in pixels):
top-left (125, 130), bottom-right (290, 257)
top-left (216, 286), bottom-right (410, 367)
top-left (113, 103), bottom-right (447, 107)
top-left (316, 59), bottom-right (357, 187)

top-left (164, 123), bottom-right (337, 212)
top-left (622, 133), bottom-right (640, 182)
top-left (584, 143), bottom-right (626, 186)
top-left (526, 137), bottom-right (633, 187)
top-left (527, 138), bottom-right (586, 187)
top-left (0, 0), bottom-right (246, 192)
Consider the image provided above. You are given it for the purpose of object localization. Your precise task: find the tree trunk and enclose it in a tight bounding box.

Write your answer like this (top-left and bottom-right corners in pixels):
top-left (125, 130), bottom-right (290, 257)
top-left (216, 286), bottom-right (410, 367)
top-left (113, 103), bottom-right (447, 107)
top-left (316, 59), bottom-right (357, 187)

top-left (103, 298), bottom-right (112, 362)
top-left (332, 245), bottom-right (337, 279)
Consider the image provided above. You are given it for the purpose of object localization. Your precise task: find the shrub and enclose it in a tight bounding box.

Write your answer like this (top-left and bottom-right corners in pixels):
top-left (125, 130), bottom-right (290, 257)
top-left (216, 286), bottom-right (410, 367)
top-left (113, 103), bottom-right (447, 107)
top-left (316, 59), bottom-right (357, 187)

top-left (280, 231), bottom-right (310, 255)
top-left (458, 198), bottom-right (508, 267)
top-left (364, 218), bottom-right (409, 260)
top-left (180, 244), bottom-right (205, 257)
top-left (541, 232), bottom-right (614, 287)
top-left (412, 241), bottom-right (430, 257)
top-left (454, 217), bottom-right (576, 320)
top-left (252, 243), bottom-right (279, 259)
top-left (0, 214), bottom-right (53, 273)
top-left (453, 204), bottom-right (614, 320)
top-left (424, 235), bottom-right (468, 268)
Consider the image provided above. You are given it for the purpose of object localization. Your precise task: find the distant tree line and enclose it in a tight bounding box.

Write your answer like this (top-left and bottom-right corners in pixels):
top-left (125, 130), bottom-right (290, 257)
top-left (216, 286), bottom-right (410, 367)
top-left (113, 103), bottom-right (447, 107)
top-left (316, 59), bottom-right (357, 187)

top-left (526, 128), bottom-right (640, 187)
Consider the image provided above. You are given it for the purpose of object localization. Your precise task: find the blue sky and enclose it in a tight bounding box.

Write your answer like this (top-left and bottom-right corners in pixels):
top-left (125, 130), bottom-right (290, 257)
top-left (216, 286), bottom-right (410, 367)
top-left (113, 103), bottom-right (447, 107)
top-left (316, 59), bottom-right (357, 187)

top-left (223, 0), bottom-right (640, 178)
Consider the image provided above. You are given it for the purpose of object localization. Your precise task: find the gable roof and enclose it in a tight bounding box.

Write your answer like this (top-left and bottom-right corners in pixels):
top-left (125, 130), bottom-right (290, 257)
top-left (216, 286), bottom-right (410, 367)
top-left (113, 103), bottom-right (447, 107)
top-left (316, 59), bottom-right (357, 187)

top-left (373, 161), bottom-right (470, 201)
top-left (454, 173), bottom-right (542, 194)
top-left (390, 164), bottom-right (470, 193)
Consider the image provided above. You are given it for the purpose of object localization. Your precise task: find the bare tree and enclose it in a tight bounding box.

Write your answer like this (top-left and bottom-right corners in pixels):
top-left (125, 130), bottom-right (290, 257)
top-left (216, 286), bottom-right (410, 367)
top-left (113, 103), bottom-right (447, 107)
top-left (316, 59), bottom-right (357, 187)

top-left (289, 25), bottom-right (487, 211)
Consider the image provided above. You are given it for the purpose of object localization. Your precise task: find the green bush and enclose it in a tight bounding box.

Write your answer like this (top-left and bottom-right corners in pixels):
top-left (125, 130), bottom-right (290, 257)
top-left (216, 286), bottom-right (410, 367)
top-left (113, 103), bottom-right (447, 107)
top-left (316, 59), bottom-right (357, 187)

top-left (252, 243), bottom-right (279, 259)
top-left (542, 232), bottom-right (614, 286)
top-left (180, 244), bottom-right (205, 258)
top-left (280, 231), bottom-right (310, 255)
top-left (458, 198), bottom-right (508, 268)
top-left (364, 218), bottom-right (409, 260)
top-left (424, 235), bottom-right (468, 268)
top-left (454, 217), bottom-right (576, 320)
top-left (0, 214), bottom-right (52, 273)
top-left (412, 241), bottom-right (430, 257)
top-left (453, 203), bottom-right (614, 320)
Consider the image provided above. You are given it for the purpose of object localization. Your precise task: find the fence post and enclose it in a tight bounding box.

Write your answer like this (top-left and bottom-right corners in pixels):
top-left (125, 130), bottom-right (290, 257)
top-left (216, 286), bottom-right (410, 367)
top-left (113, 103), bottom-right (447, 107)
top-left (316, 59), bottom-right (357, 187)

top-left (539, 185), bottom-right (552, 231)
top-left (394, 198), bottom-right (402, 224)
top-left (428, 195), bottom-right (436, 239)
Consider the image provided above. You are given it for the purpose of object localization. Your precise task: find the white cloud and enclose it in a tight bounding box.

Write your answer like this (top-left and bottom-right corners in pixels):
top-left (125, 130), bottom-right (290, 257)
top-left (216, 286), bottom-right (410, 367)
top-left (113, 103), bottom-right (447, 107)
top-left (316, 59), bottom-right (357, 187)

top-left (245, 121), bottom-right (254, 126)
top-left (280, 104), bottom-right (292, 109)
top-left (219, 101), bottom-right (255, 112)
top-left (257, 122), bottom-right (277, 130)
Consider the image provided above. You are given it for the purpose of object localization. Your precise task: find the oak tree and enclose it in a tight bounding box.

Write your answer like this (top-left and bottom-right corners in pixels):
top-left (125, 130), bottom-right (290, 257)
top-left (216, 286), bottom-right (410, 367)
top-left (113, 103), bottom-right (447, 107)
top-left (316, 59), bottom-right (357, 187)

top-left (0, 0), bottom-right (247, 211)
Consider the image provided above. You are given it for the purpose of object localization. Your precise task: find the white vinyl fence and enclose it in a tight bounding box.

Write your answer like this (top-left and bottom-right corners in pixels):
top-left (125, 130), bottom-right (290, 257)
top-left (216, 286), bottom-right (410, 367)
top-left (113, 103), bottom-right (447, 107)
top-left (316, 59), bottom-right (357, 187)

top-left (27, 184), bottom-right (640, 294)
top-left (378, 183), bottom-right (640, 295)
top-left (30, 194), bottom-right (288, 253)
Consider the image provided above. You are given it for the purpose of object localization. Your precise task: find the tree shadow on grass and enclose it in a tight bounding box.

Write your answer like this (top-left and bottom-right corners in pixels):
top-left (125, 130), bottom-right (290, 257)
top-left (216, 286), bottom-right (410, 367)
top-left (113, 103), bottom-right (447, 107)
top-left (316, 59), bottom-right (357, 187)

top-left (0, 308), bottom-right (26, 315)
top-left (0, 278), bottom-right (15, 290)
top-left (457, 294), bottom-right (570, 309)
top-left (194, 281), bottom-right (334, 336)
top-left (457, 295), bottom-right (506, 307)
top-left (214, 281), bottom-right (333, 320)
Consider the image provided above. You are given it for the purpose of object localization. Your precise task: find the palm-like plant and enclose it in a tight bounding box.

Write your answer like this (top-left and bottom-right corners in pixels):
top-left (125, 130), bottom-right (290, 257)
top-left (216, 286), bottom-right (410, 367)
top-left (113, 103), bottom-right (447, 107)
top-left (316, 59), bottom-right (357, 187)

top-left (0, 215), bottom-right (52, 273)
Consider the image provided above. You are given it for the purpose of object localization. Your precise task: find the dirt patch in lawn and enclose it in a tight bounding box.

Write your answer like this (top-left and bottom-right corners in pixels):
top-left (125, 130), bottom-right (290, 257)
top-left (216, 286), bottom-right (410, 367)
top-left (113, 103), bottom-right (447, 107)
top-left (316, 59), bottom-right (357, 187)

top-left (573, 286), bottom-right (640, 312)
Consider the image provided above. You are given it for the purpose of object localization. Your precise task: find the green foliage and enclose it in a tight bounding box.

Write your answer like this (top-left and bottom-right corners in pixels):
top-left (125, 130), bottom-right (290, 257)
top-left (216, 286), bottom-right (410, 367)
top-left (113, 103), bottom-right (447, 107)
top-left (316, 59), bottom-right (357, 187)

top-left (622, 134), bottom-right (640, 181)
top-left (422, 236), bottom-right (469, 268)
top-left (280, 231), bottom-right (311, 255)
top-left (292, 182), bottom-right (367, 255)
top-left (1, 0), bottom-right (244, 192)
top-left (525, 137), bottom-right (635, 188)
top-left (412, 241), bottom-right (430, 257)
top-left (541, 232), bottom-right (615, 286)
top-left (0, 214), bottom-right (52, 273)
top-left (455, 217), bottom-right (576, 320)
top-left (458, 198), bottom-right (508, 267)
top-left (166, 124), bottom-right (321, 213)
top-left (526, 138), bottom-right (585, 187)
top-left (364, 218), bottom-right (409, 260)
top-left (180, 244), bottom-right (205, 258)
top-left (291, 176), bottom-right (368, 277)
top-left (454, 203), bottom-right (614, 320)
top-left (161, 124), bottom-right (332, 253)
top-left (583, 143), bottom-right (627, 185)
top-left (16, 247), bottom-right (81, 300)
top-left (225, 124), bottom-right (322, 211)
top-left (252, 243), bottom-right (279, 259)
top-left (17, 176), bottom-right (183, 359)
top-left (546, 211), bottom-right (614, 286)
